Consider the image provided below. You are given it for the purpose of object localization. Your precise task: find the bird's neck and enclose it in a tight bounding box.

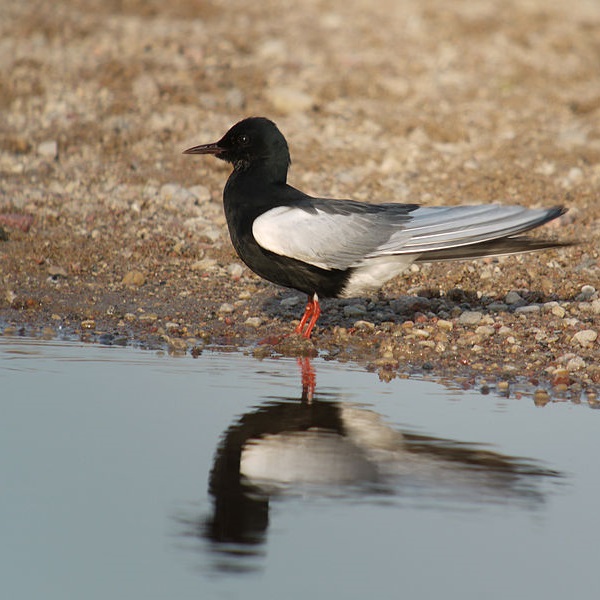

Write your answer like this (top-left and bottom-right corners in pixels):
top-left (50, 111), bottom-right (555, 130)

top-left (232, 157), bottom-right (288, 185)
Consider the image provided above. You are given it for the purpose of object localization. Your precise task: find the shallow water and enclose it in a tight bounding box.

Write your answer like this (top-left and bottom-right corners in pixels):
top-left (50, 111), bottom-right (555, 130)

top-left (0, 337), bottom-right (598, 600)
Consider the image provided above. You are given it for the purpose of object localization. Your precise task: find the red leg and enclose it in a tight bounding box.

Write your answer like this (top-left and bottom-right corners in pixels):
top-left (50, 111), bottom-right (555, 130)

top-left (293, 293), bottom-right (321, 338)
top-left (301, 294), bottom-right (321, 339)
top-left (294, 295), bottom-right (314, 335)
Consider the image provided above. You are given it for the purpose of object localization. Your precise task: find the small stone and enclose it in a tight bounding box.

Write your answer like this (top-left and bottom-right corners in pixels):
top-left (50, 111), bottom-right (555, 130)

top-left (122, 270), bottom-right (146, 287)
top-left (37, 140), bottom-right (58, 159)
top-left (487, 302), bottom-right (508, 312)
top-left (412, 328), bottom-right (430, 338)
top-left (218, 303), bottom-right (235, 314)
top-left (244, 317), bottom-right (263, 328)
top-left (353, 320), bottom-right (375, 331)
top-left (458, 310), bottom-right (482, 325)
top-left (572, 329), bottom-right (597, 347)
top-left (191, 258), bottom-right (218, 272)
top-left (515, 304), bottom-right (541, 314)
top-left (566, 356), bottom-right (586, 371)
top-left (166, 337), bottom-right (188, 353)
top-left (581, 284), bottom-right (596, 297)
top-left (344, 304), bottom-right (367, 318)
top-left (505, 291), bottom-right (524, 305)
top-left (138, 313), bottom-right (158, 322)
top-left (281, 296), bottom-right (301, 307)
top-left (436, 319), bottom-right (453, 331)
top-left (81, 319), bottom-right (96, 330)
top-left (475, 325), bottom-right (495, 337)
top-left (227, 263), bottom-right (244, 279)
top-left (497, 381), bottom-right (509, 391)
top-left (552, 368), bottom-right (570, 386)
top-left (551, 304), bottom-right (566, 318)
top-left (533, 389), bottom-right (550, 406)
top-left (591, 299), bottom-right (600, 315)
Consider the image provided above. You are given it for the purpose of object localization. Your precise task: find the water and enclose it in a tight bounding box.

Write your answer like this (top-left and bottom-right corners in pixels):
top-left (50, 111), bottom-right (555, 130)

top-left (0, 337), bottom-right (598, 600)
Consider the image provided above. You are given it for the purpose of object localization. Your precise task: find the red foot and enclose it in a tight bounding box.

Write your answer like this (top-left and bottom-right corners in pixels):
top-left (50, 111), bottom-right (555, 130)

top-left (293, 294), bottom-right (321, 339)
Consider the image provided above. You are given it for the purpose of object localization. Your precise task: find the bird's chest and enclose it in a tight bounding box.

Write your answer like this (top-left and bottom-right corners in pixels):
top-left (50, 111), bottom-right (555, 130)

top-left (223, 177), bottom-right (279, 252)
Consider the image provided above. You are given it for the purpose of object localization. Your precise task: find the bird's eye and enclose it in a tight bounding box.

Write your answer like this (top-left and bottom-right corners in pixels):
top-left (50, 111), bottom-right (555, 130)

top-left (237, 134), bottom-right (250, 146)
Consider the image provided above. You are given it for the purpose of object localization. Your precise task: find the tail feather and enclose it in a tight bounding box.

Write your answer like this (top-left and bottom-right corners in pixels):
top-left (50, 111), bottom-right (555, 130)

top-left (415, 236), bottom-right (574, 263)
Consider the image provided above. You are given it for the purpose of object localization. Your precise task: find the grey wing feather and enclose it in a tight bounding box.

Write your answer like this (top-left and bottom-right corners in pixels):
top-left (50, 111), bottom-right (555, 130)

top-left (369, 205), bottom-right (566, 256)
top-left (252, 200), bottom-right (566, 270)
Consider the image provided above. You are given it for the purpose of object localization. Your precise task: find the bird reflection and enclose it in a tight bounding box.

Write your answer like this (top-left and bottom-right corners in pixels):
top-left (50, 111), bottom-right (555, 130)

top-left (191, 357), bottom-right (560, 573)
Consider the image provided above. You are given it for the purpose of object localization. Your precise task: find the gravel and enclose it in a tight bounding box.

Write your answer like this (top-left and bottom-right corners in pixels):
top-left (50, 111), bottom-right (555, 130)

top-left (0, 0), bottom-right (599, 402)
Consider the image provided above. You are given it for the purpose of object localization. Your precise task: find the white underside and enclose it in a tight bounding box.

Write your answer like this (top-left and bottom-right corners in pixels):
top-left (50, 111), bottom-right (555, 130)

top-left (341, 254), bottom-right (419, 297)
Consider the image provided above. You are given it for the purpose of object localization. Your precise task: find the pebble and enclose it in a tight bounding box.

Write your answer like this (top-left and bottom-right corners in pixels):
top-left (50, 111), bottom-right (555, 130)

top-left (191, 258), bottom-right (218, 272)
top-left (571, 329), bottom-right (597, 347)
top-left (533, 389), bottom-right (550, 406)
top-left (436, 319), bottom-right (453, 331)
top-left (550, 303), bottom-right (566, 318)
top-left (344, 304), bottom-right (368, 318)
top-left (475, 325), bottom-right (495, 337)
top-left (458, 310), bottom-right (482, 325)
top-left (354, 320), bottom-right (376, 331)
top-left (218, 303), bottom-right (235, 314)
top-left (121, 270), bottom-right (146, 287)
top-left (244, 317), bottom-right (263, 328)
top-left (412, 328), bottom-right (431, 339)
top-left (42, 327), bottom-right (55, 339)
top-left (566, 356), bottom-right (586, 371)
top-left (281, 296), bottom-right (301, 307)
top-left (505, 291), bottom-right (524, 305)
top-left (81, 319), bottom-right (96, 330)
top-left (580, 284), bottom-right (596, 298)
top-left (227, 262), bottom-right (244, 279)
top-left (514, 304), bottom-right (541, 314)
top-left (37, 140), bottom-right (58, 159)
top-left (138, 313), bottom-right (158, 322)
top-left (487, 302), bottom-right (508, 312)
top-left (166, 337), bottom-right (188, 353)
top-left (591, 299), bottom-right (600, 315)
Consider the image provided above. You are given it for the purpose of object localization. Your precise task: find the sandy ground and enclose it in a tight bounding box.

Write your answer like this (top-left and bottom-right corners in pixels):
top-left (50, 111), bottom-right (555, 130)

top-left (1, 0), bottom-right (599, 401)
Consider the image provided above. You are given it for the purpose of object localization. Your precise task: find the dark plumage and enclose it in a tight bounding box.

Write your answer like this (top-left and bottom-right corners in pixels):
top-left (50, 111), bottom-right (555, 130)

top-left (184, 117), bottom-right (569, 338)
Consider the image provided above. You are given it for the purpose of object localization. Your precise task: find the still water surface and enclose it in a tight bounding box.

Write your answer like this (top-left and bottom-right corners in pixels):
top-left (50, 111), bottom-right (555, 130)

top-left (0, 337), bottom-right (597, 599)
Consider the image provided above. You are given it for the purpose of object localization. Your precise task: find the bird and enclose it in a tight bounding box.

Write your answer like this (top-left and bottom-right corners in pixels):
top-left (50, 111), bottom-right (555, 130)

top-left (184, 117), bottom-right (569, 339)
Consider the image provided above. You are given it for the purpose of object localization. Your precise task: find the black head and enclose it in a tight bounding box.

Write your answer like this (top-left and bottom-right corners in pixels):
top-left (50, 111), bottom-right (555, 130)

top-left (184, 117), bottom-right (291, 183)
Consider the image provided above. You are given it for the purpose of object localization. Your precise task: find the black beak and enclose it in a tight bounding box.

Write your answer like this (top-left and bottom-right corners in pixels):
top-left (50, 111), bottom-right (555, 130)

top-left (182, 142), bottom-right (223, 155)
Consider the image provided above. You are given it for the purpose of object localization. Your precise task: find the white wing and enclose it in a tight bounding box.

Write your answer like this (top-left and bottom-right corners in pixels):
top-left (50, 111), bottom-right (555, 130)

top-left (252, 203), bottom-right (561, 270)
